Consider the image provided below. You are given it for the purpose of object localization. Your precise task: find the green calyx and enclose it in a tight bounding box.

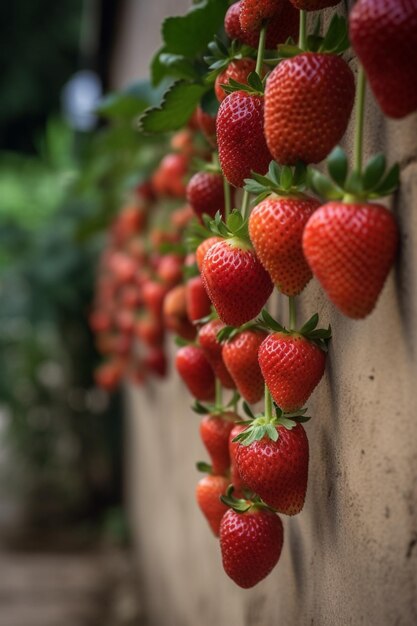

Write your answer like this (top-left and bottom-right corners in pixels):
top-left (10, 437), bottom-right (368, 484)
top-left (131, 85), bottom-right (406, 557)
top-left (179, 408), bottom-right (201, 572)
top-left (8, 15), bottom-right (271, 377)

top-left (255, 310), bottom-right (331, 350)
top-left (220, 485), bottom-right (274, 513)
top-left (208, 210), bottom-right (251, 246)
top-left (244, 160), bottom-right (308, 203)
top-left (309, 146), bottom-right (400, 203)
top-left (196, 461), bottom-right (213, 474)
top-left (192, 390), bottom-right (241, 417)
top-left (204, 37), bottom-right (255, 82)
top-left (233, 401), bottom-right (310, 447)
top-left (220, 70), bottom-right (266, 97)
top-left (216, 321), bottom-right (266, 344)
top-left (276, 14), bottom-right (349, 60)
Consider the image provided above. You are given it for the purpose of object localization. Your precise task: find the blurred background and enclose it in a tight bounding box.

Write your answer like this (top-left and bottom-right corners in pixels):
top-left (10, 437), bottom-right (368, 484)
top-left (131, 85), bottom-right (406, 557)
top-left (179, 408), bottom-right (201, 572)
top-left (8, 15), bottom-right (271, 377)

top-left (0, 1), bottom-right (162, 623)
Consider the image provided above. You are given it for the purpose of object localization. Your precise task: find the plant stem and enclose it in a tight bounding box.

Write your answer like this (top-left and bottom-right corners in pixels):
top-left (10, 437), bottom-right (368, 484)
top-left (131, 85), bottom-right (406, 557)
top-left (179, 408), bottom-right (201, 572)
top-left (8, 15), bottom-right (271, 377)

top-left (288, 296), bottom-right (296, 330)
top-left (298, 10), bottom-right (307, 50)
top-left (241, 189), bottom-right (251, 219)
top-left (354, 65), bottom-right (366, 175)
top-left (223, 177), bottom-right (232, 219)
top-left (264, 384), bottom-right (273, 421)
top-left (215, 378), bottom-right (222, 410)
top-left (256, 24), bottom-right (267, 76)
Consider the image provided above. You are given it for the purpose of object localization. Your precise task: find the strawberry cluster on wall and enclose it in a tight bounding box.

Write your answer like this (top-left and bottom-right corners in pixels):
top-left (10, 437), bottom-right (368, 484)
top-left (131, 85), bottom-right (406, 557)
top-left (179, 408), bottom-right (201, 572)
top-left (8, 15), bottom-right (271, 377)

top-left (105, 1), bottom-right (417, 625)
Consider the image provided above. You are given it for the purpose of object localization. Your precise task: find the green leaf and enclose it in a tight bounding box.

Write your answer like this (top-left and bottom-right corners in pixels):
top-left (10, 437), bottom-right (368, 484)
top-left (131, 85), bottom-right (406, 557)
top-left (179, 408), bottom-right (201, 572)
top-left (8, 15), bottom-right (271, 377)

top-left (97, 79), bottom-right (160, 119)
top-left (277, 43), bottom-right (303, 58)
top-left (310, 170), bottom-right (344, 200)
top-left (162, 0), bottom-right (227, 58)
top-left (268, 161), bottom-right (281, 186)
top-left (265, 423), bottom-right (279, 441)
top-left (280, 165), bottom-right (293, 191)
top-left (327, 146), bottom-right (348, 187)
top-left (226, 210), bottom-right (244, 233)
top-left (247, 71), bottom-right (264, 93)
top-left (299, 313), bottom-right (319, 335)
top-left (278, 417), bottom-right (297, 430)
top-left (159, 53), bottom-right (201, 81)
top-left (293, 161), bottom-right (307, 186)
top-left (363, 154), bottom-right (386, 190)
top-left (261, 309), bottom-right (286, 333)
top-left (201, 89), bottom-right (219, 116)
top-left (242, 401), bottom-right (255, 419)
top-left (192, 401), bottom-right (210, 414)
top-left (139, 81), bottom-right (207, 133)
top-left (372, 163), bottom-right (400, 197)
top-left (196, 461), bottom-right (212, 473)
top-left (345, 170), bottom-right (364, 195)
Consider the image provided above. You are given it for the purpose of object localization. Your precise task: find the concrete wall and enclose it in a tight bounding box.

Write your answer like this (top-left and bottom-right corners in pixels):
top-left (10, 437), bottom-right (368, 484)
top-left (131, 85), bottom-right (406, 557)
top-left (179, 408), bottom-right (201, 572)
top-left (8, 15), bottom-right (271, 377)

top-left (113, 2), bottom-right (417, 624)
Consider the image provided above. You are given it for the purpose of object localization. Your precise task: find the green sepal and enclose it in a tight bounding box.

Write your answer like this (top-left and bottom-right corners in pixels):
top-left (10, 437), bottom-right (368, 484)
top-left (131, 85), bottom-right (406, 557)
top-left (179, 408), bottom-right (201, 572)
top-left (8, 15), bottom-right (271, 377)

top-left (370, 163), bottom-right (399, 197)
top-left (244, 160), bottom-right (308, 202)
top-left (363, 154), bottom-right (386, 190)
top-left (192, 401), bottom-right (211, 415)
top-left (206, 209), bottom-right (250, 243)
top-left (242, 401), bottom-right (256, 420)
top-left (196, 461), bottom-right (213, 474)
top-left (299, 313), bottom-right (319, 335)
top-left (216, 321), bottom-right (266, 343)
top-left (220, 485), bottom-right (252, 512)
top-left (175, 336), bottom-right (192, 347)
top-left (260, 309), bottom-right (286, 333)
top-left (204, 37), bottom-right (255, 81)
top-left (327, 146), bottom-right (349, 188)
top-left (220, 76), bottom-right (263, 96)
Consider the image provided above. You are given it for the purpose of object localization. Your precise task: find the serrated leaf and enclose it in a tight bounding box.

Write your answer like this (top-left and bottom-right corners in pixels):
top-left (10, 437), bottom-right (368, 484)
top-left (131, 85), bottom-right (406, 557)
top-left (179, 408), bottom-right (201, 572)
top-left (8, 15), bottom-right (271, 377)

top-left (162, 0), bottom-right (227, 58)
top-left (159, 53), bottom-right (201, 81)
top-left (363, 154), bottom-right (386, 190)
top-left (139, 81), bottom-right (207, 133)
top-left (327, 146), bottom-right (348, 187)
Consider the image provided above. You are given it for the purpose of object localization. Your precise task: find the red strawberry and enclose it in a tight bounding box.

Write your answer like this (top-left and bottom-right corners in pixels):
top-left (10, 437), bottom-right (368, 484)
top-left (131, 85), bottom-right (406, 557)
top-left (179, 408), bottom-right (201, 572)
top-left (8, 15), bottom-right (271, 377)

top-left (196, 107), bottom-right (217, 147)
top-left (200, 412), bottom-right (238, 474)
top-left (163, 285), bottom-right (196, 340)
top-left (239, 0), bottom-right (282, 31)
top-left (196, 474), bottom-right (229, 536)
top-left (134, 314), bottom-right (165, 347)
top-left (214, 58), bottom-right (257, 103)
top-left (201, 239), bottom-right (273, 326)
top-left (198, 320), bottom-right (236, 389)
top-left (229, 424), bottom-right (250, 496)
top-left (220, 507), bottom-right (283, 588)
top-left (186, 171), bottom-right (234, 220)
top-left (350, 0), bottom-right (417, 118)
top-left (258, 332), bottom-right (326, 411)
top-left (152, 153), bottom-right (189, 198)
top-left (264, 53), bottom-right (355, 165)
top-left (175, 345), bottom-right (215, 401)
top-left (185, 275), bottom-right (212, 323)
top-left (222, 330), bottom-right (267, 403)
top-left (157, 254), bottom-right (184, 287)
top-left (217, 91), bottom-right (272, 188)
top-left (144, 347), bottom-right (167, 378)
top-left (226, 1), bottom-right (298, 49)
top-left (196, 236), bottom-right (222, 272)
top-left (289, 0), bottom-right (340, 8)
top-left (235, 422), bottom-right (309, 514)
top-left (249, 195), bottom-right (320, 295)
top-left (142, 280), bottom-right (168, 318)
top-left (94, 359), bottom-right (125, 392)
top-left (302, 201), bottom-right (399, 319)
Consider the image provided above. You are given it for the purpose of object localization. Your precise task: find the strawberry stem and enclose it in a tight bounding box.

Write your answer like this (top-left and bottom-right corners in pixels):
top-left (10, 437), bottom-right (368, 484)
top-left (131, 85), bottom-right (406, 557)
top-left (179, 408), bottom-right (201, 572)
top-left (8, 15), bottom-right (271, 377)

top-left (298, 10), bottom-right (307, 51)
top-left (288, 296), bottom-right (296, 330)
top-left (215, 377), bottom-right (223, 409)
top-left (354, 65), bottom-right (367, 175)
top-left (223, 176), bottom-right (232, 219)
top-left (255, 24), bottom-right (267, 76)
top-left (264, 384), bottom-right (273, 422)
top-left (241, 189), bottom-right (251, 219)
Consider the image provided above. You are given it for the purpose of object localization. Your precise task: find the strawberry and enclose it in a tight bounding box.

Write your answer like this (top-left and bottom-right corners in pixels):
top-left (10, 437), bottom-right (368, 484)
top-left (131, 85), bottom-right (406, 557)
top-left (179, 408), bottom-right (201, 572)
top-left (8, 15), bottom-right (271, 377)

top-left (225, 1), bottom-right (299, 49)
top-left (185, 275), bottom-right (212, 323)
top-left (200, 412), bottom-right (238, 474)
top-left (196, 236), bottom-right (222, 272)
top-left (264, 53), bottom-right (355, 165)
top-left (196, 473), bottom-right (229, 536)
top-left (94, 359), bottom-right (125, 391)
top-left (217, 91), bottom-right (272, 188)
top-left (229, 424), bottom-right (250, 496)
top-left (258, 316), bottom-right (328, 411)
top-left (239, 0), bottom-right (282, 32)
top-left (175, 345), bottom-right (215, 401)
top-left (235, 420), bottom-right (309, 515)
top-left (303, 201), bottom-right (398, 319)
top-left (289, 0), bottom-right (340, 8)
top-left (144, 347), bottom-right (167, 378)
top-left (142, 280), bottom-right (168, 318)
top-left (214, 58), bottom-right (256, 103)
top-left (134, 314), bottom-right (165, 347)
top-left (350, 0), bottom-right (417, 118)
top-left (249, 195), bottom-right (320, 295)
top-left (220, 506), bottom-right (283, 588)
top-left (186, 171), bottom-right (234, 220)
top-left (198, 320), bottom-right (236, 389)
top-left (201, 238), bottom-right (273, 326)
top-left (152, 153), bottom-right (189, 198)
top-left (163, 284), bottom-right (196, 340)
top-left (157, 254), bottom-right (184, 287)
top-left (222, 329), bottom-right (267, 404)
top-left (196, 107), bottom-right (217, 147)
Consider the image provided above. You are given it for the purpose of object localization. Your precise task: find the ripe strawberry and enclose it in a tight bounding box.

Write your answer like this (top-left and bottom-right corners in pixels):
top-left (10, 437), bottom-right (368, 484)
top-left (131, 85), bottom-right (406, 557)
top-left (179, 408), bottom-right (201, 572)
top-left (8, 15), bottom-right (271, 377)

top-left (226, 1), bottom-right (298, 49)
top-left (350, 0), bottom-right (417, 118)
top-left (214, 58), bottom-right (256, 103)
top-left (144, 347), bottom-right (167, 378)
top-left (175, 345), bottom-right (215, 401)
top-left (157, 254), bottom-right (184, 287)
top-left (163, 284), bottom-right (196, 340)
top-left (302, 201), bottom-right (399, 318)
top-left (239, 0), bottom-right (282, 32)
top-left (202, 239), bottom-right (273, 326)
top-left (94, 359), bottom-right (124, 391)
top-left (196, 236), bottom-right (222, 272)
top-left (258, 332), bottom-right (326, 411)
top-left (200, 413), bottom-right (238, 474)
top-left (220, 507), bottom-right (283, 588)
top-left (289, 0), bottom-right (340, 8)
top-left (186, 171), bottom-right (233, 220)
top-left (196, 107), bottom-right (217, 147)
top-left (142, 280), bottom-right (168, 318)
top-left (222, 329), bottom-right (267, 403)
top-left (217, 91), bottom-right (272, 188)
top-left (134, 314), bottom-right (165, 347)
top-left (249, 195), bottom-right (320, 295)
top-left (152, 153), bottom-right (189, 198)
top-left (198, 320), bottom-right (236, 389)
top-left (264, 53), bottom-right (355, 165)
top-left (196, 474), bottom-right (229, 536)
top-left (235, 422), bottom-right (309, 514)
top-left (229, 424), bottom-right (250, 496)
top-left (185, 275), bottom-right (212, 323)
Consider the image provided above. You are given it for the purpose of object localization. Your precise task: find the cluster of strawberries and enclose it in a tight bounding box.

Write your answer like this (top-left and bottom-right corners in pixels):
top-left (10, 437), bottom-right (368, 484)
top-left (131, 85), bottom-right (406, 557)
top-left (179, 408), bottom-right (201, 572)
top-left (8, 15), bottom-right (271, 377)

top-left (90, 0), bottom-right (416, 589)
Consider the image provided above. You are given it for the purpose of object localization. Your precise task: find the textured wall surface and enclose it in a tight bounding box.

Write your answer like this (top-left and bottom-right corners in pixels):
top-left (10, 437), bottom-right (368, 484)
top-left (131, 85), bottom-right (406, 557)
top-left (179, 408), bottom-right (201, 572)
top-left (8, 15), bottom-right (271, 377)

top-left (113, 2), bottom-right (417, 625)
